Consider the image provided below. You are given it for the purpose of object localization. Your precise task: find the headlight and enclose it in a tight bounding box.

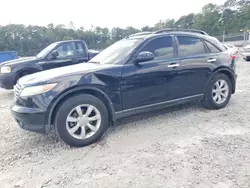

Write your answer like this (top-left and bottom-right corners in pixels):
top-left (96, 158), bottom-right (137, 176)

top-left (20, 83), bottom-right (57, 97)
top-left (0, 66), bottom-right (11, 73)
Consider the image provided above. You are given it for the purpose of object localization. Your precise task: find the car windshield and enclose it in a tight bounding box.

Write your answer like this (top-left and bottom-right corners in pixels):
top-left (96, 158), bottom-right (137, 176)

top-left (88, 38), bottom-right (143, 64)
top-left (36, 42), bottom-right (58, 58)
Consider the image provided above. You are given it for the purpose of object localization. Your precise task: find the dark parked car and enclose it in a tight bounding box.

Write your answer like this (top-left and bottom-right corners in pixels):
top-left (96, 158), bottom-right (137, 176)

top-left (11, 29), bottom-right (237, 147)
top-left (0, 40), bottom-right (99, 89)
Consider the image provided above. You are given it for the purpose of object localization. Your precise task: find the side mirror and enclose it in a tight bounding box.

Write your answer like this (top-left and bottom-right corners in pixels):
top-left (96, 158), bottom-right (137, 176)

top-left (50, 50), bottom-right (59, 59)
top-left (135, 51), bottom-right (154, 63)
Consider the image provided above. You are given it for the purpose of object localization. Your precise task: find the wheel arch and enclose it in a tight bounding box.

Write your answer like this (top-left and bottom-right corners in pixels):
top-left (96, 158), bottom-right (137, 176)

top-left (15, 63), bottom-right (42, 74)
top-left (14, 67), bottom-right (40, 85)
top-left (48, 86), bottom-right (116, 127)
top-left (206, 68), bottom-right (236, 94)
top-left (16, 67), bottom-right (39, 76)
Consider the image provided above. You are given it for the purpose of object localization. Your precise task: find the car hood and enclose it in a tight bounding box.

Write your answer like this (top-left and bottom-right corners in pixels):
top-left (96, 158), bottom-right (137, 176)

top-left (18, 63), bottom-right (110, 86)
top-left (0, 56), bottom-right (37, 67)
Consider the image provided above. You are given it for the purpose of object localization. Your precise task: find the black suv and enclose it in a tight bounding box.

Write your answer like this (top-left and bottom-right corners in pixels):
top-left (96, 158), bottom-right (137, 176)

top-left (11, 29), bottom-right (237, 147)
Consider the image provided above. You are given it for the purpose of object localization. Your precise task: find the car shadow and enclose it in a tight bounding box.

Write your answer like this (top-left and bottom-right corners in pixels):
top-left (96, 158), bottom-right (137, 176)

top-left (113, 102), bottom-right (201, 129)
top-left (21, 102), bottom-right (204, 149)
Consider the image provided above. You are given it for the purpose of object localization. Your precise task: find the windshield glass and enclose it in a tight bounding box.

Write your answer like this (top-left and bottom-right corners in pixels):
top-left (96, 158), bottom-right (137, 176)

top-left (88, 38), bottom-right (143, 64)
top-left (36, 42), bottom-right (58, 58)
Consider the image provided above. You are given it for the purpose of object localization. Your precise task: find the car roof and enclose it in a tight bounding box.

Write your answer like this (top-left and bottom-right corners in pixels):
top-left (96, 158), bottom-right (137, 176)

top-left (127, 29), bottom-right (225, 51)
top-left (128, 31), bottom-right (209, 40)
top-left (53, 40), bottom-right (84, 45)
top-left (128, 28), bottom-right (208, 39)
top-left (129, 32), bottom-right (218, 45)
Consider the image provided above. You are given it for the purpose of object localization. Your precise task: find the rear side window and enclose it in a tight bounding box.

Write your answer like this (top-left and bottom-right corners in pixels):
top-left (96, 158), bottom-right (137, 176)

top-left (75, 42), bottom-right (87, 57)
top-left (204, 41), bottom-right (221, 53)
top-left (140, 36), bottom-right (174, 59)
top-left (177, 36), bottom-right (206, 57)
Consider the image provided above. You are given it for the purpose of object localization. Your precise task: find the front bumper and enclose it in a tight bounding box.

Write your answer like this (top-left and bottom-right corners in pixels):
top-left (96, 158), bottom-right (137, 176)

top-left (0, 73), bottom-right (16, 89)
top-left (11, 104), bottom-right (51, 134)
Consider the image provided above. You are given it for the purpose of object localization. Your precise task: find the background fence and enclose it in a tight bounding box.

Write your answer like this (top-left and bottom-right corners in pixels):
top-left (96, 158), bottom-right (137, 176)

top-left (214, 32), bottom-right (250, 46)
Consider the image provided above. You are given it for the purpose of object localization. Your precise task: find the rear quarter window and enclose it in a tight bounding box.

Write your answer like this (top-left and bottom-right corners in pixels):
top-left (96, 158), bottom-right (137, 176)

top-left (204, 41), bottom-right (221, 53)
top-left (206, 36), bottom-right (226, 51)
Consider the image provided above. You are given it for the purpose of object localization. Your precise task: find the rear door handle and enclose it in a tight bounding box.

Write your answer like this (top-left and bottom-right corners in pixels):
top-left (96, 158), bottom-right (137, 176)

top-left (207, 58), bottom-right (217, 63)
top-left (167, 63), bottom-right (180, 68)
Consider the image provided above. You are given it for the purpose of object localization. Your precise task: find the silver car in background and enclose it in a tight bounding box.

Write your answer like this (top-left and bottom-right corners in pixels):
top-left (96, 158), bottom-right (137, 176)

top-left (242, 44), bottom-right (250, 61)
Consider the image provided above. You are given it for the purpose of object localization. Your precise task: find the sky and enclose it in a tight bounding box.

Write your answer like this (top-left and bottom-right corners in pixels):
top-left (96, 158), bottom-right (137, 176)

top-left (0, 0), bottom-right (226, 29)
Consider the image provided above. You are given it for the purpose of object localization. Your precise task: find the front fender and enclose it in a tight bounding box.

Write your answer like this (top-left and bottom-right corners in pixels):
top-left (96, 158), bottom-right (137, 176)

top-left (14, 63), bottom-right (42, 74)
top-left (47, 85), bottom-right (116, 126)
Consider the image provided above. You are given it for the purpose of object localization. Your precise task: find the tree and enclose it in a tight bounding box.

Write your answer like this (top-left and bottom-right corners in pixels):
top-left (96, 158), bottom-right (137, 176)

top-left (175, 14), bottom-right (195, 29)
top-left (1, 0), bottom-right (250, 56)
top-left (154, 19), bottom-right (175, 30)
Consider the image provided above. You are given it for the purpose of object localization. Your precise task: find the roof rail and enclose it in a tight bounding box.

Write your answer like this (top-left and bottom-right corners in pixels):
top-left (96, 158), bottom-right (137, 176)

top-left (128, 31), bottom-right (153, 38)
top-left (154, 28), bottom-right (209, 35)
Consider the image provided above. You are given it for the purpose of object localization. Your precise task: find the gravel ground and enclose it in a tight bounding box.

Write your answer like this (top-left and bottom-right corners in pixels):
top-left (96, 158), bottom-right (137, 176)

top-left (0, 57), bottom-right (250, 188)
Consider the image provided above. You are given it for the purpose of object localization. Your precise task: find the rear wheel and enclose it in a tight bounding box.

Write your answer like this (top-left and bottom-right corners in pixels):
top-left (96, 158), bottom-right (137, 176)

top-left (202, 73), bottom-right (232, 109)
top-left (55, 94), bottom-right (109, 147)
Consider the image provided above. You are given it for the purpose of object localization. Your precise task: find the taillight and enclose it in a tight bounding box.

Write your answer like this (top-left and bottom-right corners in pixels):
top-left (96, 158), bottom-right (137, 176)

top-left (230, 54), bottom-right (236, 59)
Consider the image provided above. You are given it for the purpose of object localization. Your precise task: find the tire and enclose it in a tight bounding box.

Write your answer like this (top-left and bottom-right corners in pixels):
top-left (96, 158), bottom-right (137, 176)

top-left (55, 94), bottom-right (109, 147)
top-left (246, 56), bottom-right (250, 61)
top-left (202, 73), bottom-right (232, 109)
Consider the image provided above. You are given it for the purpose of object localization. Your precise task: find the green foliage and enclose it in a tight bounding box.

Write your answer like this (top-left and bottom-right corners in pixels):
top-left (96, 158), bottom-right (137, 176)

top-left (0, 0), bottom-right (250, 56)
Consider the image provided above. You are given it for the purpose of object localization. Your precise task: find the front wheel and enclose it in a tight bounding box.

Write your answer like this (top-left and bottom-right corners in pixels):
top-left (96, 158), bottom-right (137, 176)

top-left (202, 73), bottom-right (232, 109)
top-left (55, 94), bottom-right (109, 147)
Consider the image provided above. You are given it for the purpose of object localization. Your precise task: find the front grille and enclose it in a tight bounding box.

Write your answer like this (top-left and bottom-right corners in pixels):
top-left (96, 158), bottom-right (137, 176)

top-left (14, 83), bottom-right (22, 98)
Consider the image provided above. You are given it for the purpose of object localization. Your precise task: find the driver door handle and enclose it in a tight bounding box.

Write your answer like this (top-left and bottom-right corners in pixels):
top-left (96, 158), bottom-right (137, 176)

top-left (168, 63), bottom-right (180, 68)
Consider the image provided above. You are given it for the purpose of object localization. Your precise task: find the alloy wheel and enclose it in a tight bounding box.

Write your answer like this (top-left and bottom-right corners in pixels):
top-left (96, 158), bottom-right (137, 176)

top-left (212, 79), bottom-right (229, 104)
top-left (66, 104), bottom-right (101, 140)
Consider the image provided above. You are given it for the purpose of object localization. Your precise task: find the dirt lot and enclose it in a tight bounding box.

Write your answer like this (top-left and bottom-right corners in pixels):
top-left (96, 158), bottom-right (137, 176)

top-left (0, 57), bottom-right (250, 188)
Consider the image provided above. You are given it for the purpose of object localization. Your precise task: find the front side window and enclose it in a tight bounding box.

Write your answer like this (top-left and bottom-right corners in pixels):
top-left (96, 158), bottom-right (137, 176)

top-left (140, 36), bottom-right (174, 59)
top-left (55, 43), bottom-right (74, 58)
top-left (177, 36), bottom-right (206, 57)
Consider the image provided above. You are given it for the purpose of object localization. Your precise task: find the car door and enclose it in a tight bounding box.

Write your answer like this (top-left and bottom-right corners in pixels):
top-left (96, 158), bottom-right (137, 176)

top-left (42, 42), bottom-right (76, 70)
top-left (176, 35), bottom-right (218, 98)
top-left (121, 36), bottom-right (183, 110)
top-left (74, 41), bottom-right (89, 63)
